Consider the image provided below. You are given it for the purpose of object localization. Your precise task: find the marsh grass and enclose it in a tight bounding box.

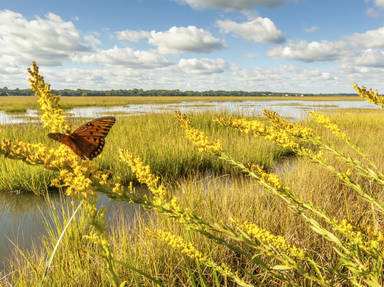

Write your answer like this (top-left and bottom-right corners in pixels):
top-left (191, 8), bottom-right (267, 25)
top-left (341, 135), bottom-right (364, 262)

top-left (0, 112), bottom-right (291, 194)
top-left (305, 110), bottom-right (384, 162)
top-left (13, 109), bottom-right (383, 194)
top-left (2, 106), bottom-right (28, 113)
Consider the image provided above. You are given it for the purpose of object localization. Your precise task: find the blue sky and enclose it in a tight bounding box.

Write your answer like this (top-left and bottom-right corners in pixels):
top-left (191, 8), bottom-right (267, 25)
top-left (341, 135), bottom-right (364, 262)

top-left (1, 0), bottom-right (384, 93)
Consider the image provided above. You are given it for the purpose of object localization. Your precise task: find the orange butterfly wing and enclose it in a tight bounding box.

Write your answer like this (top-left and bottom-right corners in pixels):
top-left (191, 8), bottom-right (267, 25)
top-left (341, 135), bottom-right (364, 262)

top-left (48, 116), bottom-right (116, 160)
top-left (72, 117), bottom-right (116, 137)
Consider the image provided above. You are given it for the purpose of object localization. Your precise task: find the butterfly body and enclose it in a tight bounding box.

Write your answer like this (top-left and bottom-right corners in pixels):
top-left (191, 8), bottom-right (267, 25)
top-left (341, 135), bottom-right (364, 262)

top-left (48, 116), bottom-right (115, 160)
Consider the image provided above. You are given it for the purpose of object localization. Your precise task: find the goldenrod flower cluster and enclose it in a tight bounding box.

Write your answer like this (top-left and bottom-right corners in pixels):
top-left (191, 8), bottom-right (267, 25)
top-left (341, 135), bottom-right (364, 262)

top-left (118, 150), bottom-right (167, 203)
top-left (119, 149), bottom-right (160, 189)
top-left (263, 109), bottom-right (314, 140)
top-left (0, 138), bottom-right (72, 170)
top-left (310, 111), bottom-right (349, 142)
top-left (119, 149), bottom-right (198, 226)
top-left (215, 115), bottom-right (301, 151)
top-left (52, 163), bottom-right (92, 199)
top-left (365, 226), bottom-right (384, 250)
top-left (353, 83), bottom-right (384, 108)
top-left (333, 219), bottom-right (384, 254)
top-left (249, 163), bottom-right (284, 191)
top-left (0, 137), bottom-right (109, 199)
top-left (44, 145), bottom-right (110, 200)
top-left (214, 116), bottom-right (269, 135)
top-left (265, 131), bottom-right (301, 151)
top-left (28, 61), bottom-right (70, 133)
top-left (28, 60), bottom-right (120, 283)
top-left (149, 229), bottom-right (247, 285)
top-left (233, 218), bottom-right (305, 259)
top-left (0, 138), bottom-right (48, 164)
top-left (174, 111), bottom-right (222, 154)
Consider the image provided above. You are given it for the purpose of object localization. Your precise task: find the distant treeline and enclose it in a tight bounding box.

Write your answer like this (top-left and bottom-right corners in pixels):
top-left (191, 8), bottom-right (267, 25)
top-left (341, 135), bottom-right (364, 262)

top-left (0, 87), bottom-right (356, 97)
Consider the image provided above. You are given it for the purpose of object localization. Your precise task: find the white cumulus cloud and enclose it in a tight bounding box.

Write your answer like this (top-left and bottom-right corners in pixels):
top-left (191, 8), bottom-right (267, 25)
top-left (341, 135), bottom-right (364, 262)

top-left (178, 58), bottom-right (228, 74)
top-left (217, 17), bottom-right (285, 43)
top-left (267, 40), bottom-right (346, 62)
top-left (0, 9), bottom-right (91, 66)
top-left (346, 27), bottom-right (384, 48)
top-left (148, 26), bottom-right (225, 54)
top-left (78, 46), bottom-right (173, 69)
top-left (352, 49), bottom-right (384, 67)
top-left (267, 26), bottom-right (384, 67)
top-left (116, 30), bottom-right (151, 42)
top-left (176, 0), bottom-right (289, 10)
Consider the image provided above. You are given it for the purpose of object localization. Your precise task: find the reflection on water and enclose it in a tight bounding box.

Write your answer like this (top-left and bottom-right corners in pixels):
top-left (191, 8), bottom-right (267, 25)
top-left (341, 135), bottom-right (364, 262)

top-left (0, 191), bottom-right (140, 273)
top-left (0, 100), bottom-right (380, 125)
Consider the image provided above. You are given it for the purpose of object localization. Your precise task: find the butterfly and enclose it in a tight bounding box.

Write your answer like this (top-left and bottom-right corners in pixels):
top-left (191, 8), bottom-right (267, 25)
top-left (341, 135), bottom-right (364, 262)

top-left (48, 116), bottom-right (116, 160)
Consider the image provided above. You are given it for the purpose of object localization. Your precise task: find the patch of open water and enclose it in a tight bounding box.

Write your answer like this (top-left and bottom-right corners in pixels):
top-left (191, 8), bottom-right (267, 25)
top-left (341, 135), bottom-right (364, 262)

top-left (0, 191), bottom-right (140, 274)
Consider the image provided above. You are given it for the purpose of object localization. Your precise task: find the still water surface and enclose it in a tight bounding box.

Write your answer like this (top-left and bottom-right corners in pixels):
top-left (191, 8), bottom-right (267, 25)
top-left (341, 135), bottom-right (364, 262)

top-left (0, 99), bottom-right (379, 125)
top-left (0, 99), bottom-right (380, 273)
top-left (0, 191), bottom-right (138, 273)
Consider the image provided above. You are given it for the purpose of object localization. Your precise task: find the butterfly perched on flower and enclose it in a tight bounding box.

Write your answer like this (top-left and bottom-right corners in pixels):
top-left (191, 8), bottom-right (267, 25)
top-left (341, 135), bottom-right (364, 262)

top-left (48, 117), bottom-right (116, 160)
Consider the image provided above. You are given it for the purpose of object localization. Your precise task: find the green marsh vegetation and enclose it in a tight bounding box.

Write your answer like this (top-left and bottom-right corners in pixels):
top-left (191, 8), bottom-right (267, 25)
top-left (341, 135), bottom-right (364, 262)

top-left (2, 110), bottom-right (383, 207)
top-left (0, 64), bottom-right (383, 286)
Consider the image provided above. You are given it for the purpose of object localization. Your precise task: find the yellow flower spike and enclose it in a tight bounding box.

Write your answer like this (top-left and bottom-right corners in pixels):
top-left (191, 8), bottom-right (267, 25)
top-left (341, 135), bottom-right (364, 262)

top-left (263, 109), bottom-right (315, 140)
top-left (353, 83), bottom-right (384, 108)
top-left (332, 219), bottom-right (384, 255)
top-left (175, 111), bottom-right (222, 154)
top-left (214, 116), bottom-right (269, 136)
top-left (215, 115), bottom-right (303, 152)
top-left (310, 111), bottom-right (349, 142)
top-left (148, 229), bottom-right (251, 286)
top-left (119, 149), bottom-right (172, 203)
top-left (27, 62), bottom-right (70, 133)
top-left (248, 162), bottom-right (287, 192)
top-left (111, 182), bottom-right (125, 197)
top-left (233, 218), bottom-right (306, 259)
top-left (119, 149), bottom-right (159, 186)
top-left (0, 137), bottom-right (110, 199)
